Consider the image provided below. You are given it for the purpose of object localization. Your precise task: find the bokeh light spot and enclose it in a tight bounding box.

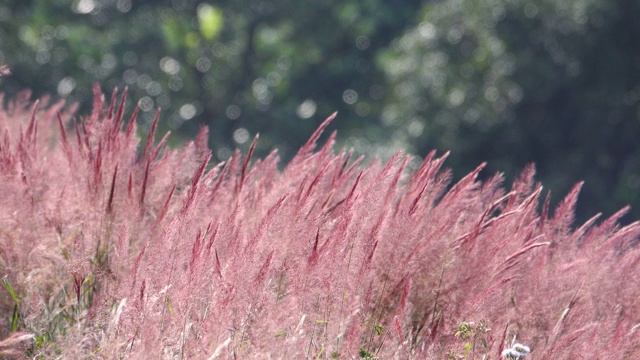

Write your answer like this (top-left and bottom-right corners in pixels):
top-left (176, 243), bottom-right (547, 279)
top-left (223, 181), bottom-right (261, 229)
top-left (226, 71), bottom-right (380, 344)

top-left (168, 76), bottom-right (183, 91)
top-left (73, 0), bottom-right (95, 14)
top-left (343, 89), bottom-right (358, 104)
top-left (146, 81), bottom-right (162, 96)
top-left (160, 56), bottom-right (181, 75)
top-left (57, 77), bottom-right (76, 96)
top-left (277, 56), bottom-right (292, 71)
top-left (139, 96), bottom-right (154, 111)
top-left (296, 99), bottom-right (317, 119)
top-left (226, 105), bottom-right (241, 119)
top-left (233, 127), bottom-right (250, 144)
top-left (179, 103), bottom-right (196, 120)
top-left (196, 57), bottom-right (211, 72)
top-left (356, 35), bottom-right (370, 50)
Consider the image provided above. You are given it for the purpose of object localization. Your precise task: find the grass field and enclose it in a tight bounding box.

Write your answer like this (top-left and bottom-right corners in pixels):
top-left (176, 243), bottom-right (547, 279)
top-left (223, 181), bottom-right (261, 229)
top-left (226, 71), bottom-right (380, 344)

top-left (1, 87), bottom-right (639, 358)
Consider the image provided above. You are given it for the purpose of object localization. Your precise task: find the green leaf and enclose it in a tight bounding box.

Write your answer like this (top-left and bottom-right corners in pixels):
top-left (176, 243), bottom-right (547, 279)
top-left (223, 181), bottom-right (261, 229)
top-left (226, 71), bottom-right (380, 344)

top-left (184, 32), bottom-right (200, 49)
top-left (373, 324), bottom-right (385, 336)
top-left (166, 296), bottom-right (173, 314)
top-left (11, 305), bottom-right (19, 331)
top-left (359, 348), bottom-right (373, 358)
top-left (162, 19), bottom-right (182, 51)
top-left (464, 341), bottom-right (472, 355)
top-left (1, 278), bottom-right (19, 305)
top-left (198, 4), bottom-right (223, 41)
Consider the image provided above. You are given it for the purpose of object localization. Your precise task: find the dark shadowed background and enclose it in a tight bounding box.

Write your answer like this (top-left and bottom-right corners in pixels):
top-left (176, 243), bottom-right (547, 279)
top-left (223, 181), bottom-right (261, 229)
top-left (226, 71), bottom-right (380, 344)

top-left (1, 0), bottom-right (639, 223)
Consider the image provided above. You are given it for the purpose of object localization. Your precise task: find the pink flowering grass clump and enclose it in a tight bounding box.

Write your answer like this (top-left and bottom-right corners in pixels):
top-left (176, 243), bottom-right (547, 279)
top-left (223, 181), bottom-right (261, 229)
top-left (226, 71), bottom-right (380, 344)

top-left (0, 86), bottom-right (639, 359)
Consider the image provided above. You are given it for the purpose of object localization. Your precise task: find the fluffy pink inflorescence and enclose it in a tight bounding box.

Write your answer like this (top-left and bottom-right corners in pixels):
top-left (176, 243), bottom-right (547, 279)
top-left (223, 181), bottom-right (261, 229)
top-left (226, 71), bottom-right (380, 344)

top-left (0, 86), bottom-right (639, 359)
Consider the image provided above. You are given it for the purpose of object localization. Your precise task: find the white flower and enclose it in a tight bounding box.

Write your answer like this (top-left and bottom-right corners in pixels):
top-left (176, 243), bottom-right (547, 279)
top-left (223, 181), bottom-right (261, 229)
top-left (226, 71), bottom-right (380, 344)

top-left (512, 343), bottom-right (530, 354)
top-left (502, 343), bottom-right (530, 359)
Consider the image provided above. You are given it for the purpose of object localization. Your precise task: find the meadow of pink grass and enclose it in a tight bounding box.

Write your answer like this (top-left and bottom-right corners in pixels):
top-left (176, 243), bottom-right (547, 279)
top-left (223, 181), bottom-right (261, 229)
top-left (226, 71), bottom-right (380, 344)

top-left (0, 86), bottom-right (639, 359)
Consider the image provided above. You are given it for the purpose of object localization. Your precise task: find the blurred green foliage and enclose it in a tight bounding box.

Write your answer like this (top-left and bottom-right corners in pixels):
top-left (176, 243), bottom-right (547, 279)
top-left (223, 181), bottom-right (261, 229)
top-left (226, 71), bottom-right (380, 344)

top-left (0, 0), bottom-right (638, 222)
top-left (0, 0), bottom-right (421, 159)
top-left (381, 0), bottom-right (640, 222)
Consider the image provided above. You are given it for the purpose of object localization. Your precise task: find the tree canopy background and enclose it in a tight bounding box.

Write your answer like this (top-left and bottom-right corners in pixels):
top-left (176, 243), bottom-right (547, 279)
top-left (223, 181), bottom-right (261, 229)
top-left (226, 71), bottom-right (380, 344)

top-left (1, 0), bottom-right (638, 223)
